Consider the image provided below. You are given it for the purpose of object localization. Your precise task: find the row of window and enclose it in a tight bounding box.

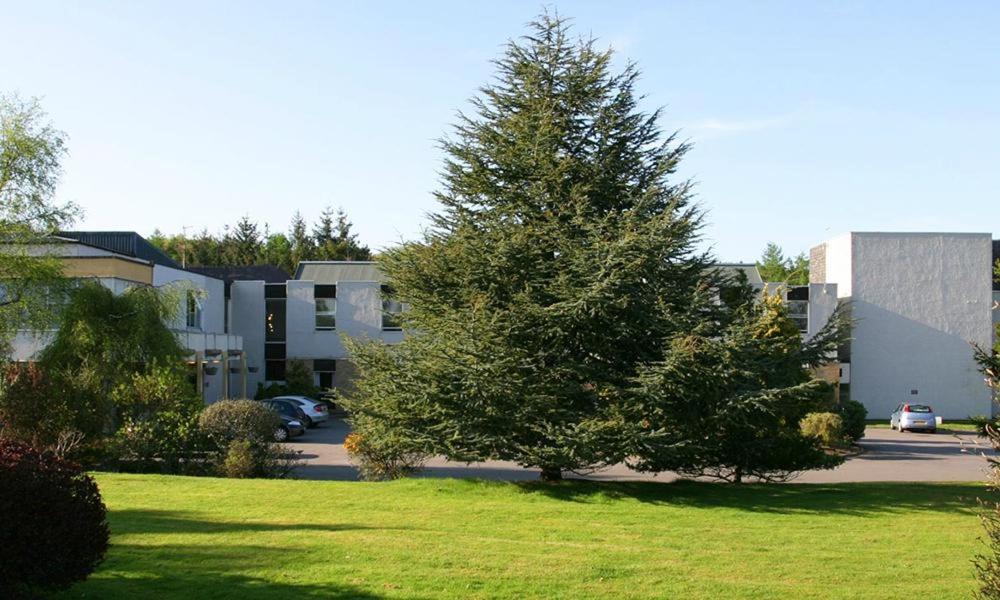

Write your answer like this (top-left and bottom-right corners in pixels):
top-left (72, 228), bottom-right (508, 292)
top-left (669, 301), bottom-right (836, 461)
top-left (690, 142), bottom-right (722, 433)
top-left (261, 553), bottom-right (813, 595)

top-left (313, 284), bottom-right (404, 331)
top-left (263, 283), bottom-right (403, 337)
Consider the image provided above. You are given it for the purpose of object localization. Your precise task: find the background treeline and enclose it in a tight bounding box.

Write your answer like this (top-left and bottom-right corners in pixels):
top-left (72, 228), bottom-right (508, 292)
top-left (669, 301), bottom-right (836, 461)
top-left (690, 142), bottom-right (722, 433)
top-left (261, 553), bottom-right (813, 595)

top-left (149, 206), bottom-right (372, 274)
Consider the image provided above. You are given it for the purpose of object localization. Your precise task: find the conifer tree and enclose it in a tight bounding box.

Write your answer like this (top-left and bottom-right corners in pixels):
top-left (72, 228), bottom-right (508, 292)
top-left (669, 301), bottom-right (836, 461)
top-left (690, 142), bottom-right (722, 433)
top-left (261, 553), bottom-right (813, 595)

top-left (344, 15), bottom-right (714, 480)
top-left (289, 211), bottom-right (314, 269)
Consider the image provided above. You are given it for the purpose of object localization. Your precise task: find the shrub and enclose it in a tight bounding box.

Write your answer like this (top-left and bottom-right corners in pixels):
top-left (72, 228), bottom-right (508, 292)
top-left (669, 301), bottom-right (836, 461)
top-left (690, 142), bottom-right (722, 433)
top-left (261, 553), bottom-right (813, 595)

top-left (344, 431), bottom-right (427, 481)
top-left (218, 440), bottom-right (302, 479)
top-left (220, 440), bottom-right (258, 478)
top-left (800, 412), bottom-right (844, 447)
top-left (837, 399), bottom-right (867, 442)
top-left (111, 411), bottom-right (208, 474)
top-left (0, 362), bottom-right (75, 448)
top-left (284, 358), bottom-right (318, 397)
top-left (0, 440), bottom-right (109, 597)
top-left (109, 364), bottom-right (208, 473)
top-left (199, 400), bottom-right (301, 478)
top-left (199, 399), bottom-right (280, 449)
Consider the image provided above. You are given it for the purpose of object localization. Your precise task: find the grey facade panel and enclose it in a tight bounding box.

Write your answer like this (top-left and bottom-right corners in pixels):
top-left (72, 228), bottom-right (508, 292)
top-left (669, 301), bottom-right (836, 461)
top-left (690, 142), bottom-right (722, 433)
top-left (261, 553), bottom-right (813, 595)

top-left (295, 262), bottom-right (385, 283)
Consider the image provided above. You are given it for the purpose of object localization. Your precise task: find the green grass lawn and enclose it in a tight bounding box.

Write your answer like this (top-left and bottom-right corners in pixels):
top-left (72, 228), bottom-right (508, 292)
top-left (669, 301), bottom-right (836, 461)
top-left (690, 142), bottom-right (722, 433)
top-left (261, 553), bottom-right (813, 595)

top-left (60, 474), bottom-right (986, 599)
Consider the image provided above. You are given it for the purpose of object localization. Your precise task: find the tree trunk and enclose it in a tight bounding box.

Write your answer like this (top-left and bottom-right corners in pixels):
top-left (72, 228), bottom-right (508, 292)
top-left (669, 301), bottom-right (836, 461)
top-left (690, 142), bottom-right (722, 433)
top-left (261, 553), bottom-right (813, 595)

top-left (539, 466), bottom-right (562, 482)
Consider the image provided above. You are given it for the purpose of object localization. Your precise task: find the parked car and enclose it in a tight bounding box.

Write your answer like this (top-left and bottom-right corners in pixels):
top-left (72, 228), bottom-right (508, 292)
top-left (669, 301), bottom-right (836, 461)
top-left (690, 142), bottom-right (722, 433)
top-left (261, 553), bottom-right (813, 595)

top-left (272, 395), bottom-right (329, 427)
top-left (275, 414), bottom-right (306, 442)
top-left (890, 403), bottom-right (937, 433)
top-left (262, 399), bottom-right (310, 428)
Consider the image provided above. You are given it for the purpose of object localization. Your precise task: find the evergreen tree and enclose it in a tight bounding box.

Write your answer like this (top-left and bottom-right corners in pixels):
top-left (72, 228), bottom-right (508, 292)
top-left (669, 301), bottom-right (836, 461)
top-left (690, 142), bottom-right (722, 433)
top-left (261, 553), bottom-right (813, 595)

top-left (343, 15), bottom-right (714, 481)
top-left (756, 242), bottom-right (810, 284)
top-left (757, 242), bottom-right (788, 282)
top-left (312, 206), bottom-right (335, 253)
top-left (289, 211), bottom-right (314, 269)
top-left (333, 207), bottom-right (372, 261)
top-left (630, 291), bottom-right (850, 482)
top-left (787, 252), bottom-right (810, 285)
top-left (227, 216), bottom-right (262, 265)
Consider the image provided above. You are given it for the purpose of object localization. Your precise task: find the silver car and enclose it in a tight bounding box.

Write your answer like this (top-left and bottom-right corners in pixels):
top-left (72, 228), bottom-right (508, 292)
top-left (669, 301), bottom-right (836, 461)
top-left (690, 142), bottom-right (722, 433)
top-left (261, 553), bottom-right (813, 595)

top-left (890, 403), bottom-right (937, 433)
top-left (272, 395), bottom-right (329, 427)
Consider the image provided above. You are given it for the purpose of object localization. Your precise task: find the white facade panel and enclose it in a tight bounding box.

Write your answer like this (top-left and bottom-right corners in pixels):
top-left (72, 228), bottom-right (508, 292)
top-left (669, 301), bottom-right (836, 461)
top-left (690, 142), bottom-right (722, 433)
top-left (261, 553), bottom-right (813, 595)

top-left (153, 265), bottom-right (226, 334)
top-left (847, 233), bottom-right (993, 419)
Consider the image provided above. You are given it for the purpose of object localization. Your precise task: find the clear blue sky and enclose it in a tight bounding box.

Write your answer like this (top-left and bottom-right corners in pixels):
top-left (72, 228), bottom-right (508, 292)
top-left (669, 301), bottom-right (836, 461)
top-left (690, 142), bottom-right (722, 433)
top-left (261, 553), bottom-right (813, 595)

top-left (3, 1), bottom-right (998, 262)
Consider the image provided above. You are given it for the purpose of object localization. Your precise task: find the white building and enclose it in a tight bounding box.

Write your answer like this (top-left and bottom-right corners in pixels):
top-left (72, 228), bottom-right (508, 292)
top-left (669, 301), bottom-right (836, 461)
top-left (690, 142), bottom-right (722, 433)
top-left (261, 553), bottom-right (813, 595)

top-left (810, 232), bottom-right (994, 419)
top-left (9, 232), bottom-right (244, 404)
top-left (11, 230), bottom-right (998, 419)
top-left (202, 261), bottom-right (404, 396)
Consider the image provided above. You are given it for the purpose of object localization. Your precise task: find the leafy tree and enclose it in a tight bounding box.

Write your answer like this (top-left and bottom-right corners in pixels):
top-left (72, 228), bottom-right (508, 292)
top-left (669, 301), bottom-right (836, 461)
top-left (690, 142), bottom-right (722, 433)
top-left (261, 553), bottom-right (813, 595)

top-left (343, 15), bottom-right (715, 481)
top-left (38, 282), bottom-right (187, 440)
top-left (630, 292), bottom-right (850, 482)
top-left (756, 242), bottom-right (809, 285)
top-left (261, 232), bottom-right (293, 273)
top-left (0, 95), bottom-right (77, 356)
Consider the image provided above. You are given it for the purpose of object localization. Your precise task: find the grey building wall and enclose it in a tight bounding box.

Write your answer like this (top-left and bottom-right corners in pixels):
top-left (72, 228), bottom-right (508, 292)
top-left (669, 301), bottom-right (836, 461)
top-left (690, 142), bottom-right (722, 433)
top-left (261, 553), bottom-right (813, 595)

top-left (817, 232), bottom-right (993, 419)
top-left (806, 283), bottom-right (839, 341)
top-left (230, 280), bottom-right (266, 397)
top-left (284, 280), bottom-right (403, 391)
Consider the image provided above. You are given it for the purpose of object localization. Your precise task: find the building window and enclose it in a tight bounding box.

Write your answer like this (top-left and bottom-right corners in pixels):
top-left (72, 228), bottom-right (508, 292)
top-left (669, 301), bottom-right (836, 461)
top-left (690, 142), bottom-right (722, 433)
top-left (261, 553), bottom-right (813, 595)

top-left (786, 299), bottom-right (809, 334)
top-left (315, 285), bottom-right (336, 330)
top-left (265, 285), bottom-right (287, 342)
top-left (265, 359), bottom-right (286, 381)
top-left (381, 285), bottom-right (403, 330)
top-left (186, 290), bottom-right (202, 329)
top-left (314, 359), bottom-right (336, 389)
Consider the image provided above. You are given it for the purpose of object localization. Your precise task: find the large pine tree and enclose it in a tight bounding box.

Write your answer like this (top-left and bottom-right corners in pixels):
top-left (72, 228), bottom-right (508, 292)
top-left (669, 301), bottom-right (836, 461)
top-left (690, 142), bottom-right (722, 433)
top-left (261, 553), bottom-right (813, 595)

top-left (344, 15), bottom-right (714, 480)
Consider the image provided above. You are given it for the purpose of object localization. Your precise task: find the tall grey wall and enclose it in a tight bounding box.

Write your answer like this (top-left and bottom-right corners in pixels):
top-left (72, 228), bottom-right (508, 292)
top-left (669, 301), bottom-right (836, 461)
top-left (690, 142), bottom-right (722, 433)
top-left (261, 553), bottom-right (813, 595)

top-left (230, 281), bottom-right (266, 396)
top-left (838, 233), bottom-right (993, 419)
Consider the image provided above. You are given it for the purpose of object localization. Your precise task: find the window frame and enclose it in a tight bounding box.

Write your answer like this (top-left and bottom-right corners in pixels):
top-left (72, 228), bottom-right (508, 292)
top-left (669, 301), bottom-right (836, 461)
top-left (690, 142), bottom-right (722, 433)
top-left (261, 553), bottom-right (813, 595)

top-left (315, 285), bottom-right (337, 331)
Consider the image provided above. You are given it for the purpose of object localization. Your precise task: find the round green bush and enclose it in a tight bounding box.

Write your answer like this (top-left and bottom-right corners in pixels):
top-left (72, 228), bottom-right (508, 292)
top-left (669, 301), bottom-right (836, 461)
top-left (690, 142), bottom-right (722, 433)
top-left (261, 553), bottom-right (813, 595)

top-left (837, 399), bottom-right (868, 442)
top-left (800, 412), bottom-right (844, 447)
top-left (0, 439), bottom-right (109, 597)
top-left (199, 399), bottom-right (280, 449)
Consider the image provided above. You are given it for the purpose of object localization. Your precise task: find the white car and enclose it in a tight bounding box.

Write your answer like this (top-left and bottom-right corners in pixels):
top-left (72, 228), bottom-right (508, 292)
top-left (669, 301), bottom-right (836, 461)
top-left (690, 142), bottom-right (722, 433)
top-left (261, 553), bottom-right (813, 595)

top-left (272, 395), bottom-right (329, 427)
top-left (890, 403), bottom-right (937, 433)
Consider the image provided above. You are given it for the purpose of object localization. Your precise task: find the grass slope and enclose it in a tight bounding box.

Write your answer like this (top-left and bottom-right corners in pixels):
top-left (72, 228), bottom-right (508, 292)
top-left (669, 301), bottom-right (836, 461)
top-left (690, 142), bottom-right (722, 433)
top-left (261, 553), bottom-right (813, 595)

top-left (61, 474), bottom-right (984, 599)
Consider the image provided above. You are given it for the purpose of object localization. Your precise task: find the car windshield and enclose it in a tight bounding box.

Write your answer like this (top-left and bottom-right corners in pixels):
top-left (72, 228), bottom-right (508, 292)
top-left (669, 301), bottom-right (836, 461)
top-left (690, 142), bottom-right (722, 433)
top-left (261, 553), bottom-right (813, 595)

top-left (908, 405), bottom-right (932, 413)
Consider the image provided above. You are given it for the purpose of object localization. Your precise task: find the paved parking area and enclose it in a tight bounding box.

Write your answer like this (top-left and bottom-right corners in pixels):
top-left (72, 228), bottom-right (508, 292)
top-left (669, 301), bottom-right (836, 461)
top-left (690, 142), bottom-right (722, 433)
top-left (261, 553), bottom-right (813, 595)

top-left (291, 420), bottom-right (994, 483)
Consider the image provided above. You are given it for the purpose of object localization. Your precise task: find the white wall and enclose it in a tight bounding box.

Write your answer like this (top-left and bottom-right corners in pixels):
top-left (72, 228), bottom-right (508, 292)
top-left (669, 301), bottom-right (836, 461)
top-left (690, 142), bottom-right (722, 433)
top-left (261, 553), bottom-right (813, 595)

top-left (152, 265), bottom-right (226, 334)
top-left (823, 233), bottom-right (853, 299)
top-left (285, 280), bottom-right (397, 359)
top-left (848, 233), bottom-right (993, 419)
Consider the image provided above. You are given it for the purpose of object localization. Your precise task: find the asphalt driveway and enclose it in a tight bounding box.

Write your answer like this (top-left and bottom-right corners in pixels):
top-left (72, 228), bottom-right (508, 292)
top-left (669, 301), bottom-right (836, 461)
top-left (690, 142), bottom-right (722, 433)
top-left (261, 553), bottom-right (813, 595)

top-left (291, 420), bottom-right (995, 483)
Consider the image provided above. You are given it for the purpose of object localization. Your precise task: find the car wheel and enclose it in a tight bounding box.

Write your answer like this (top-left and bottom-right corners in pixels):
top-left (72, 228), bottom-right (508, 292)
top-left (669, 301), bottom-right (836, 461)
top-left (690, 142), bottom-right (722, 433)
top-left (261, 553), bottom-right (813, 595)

top-left (275, 426), bottom-right (289, 442)
top-left (899, 425), bottom-right (906, 433)
top-left (928, 429), bottom-right (936, 434)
